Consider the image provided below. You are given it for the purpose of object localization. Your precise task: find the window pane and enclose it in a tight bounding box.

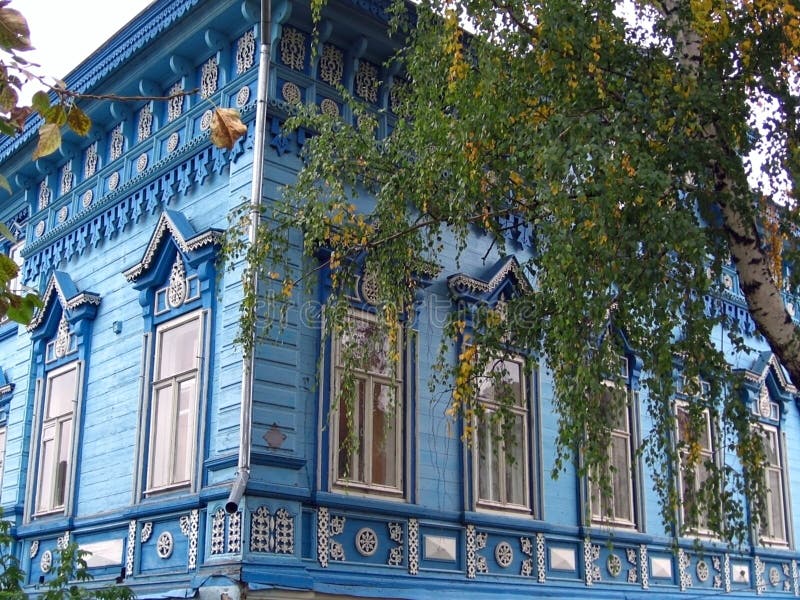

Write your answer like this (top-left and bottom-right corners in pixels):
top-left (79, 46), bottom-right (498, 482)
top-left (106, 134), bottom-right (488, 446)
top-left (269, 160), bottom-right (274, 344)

top-left (174, 378), bottom-right (195, 484)
top-left (611, 435), bottom-right (632, 522)
top-left (38, 433), bottom-right (54, 510)
top-left (150, 386), bottom-right (172, 488)
top-left (505, 414), bottom-right (526, 505)
top-left (371, 383), bottom-right (398, 486)
top-left (337, 379), bottom-right (366, 483)
top-left (55, 419), bottom-right (72, 507)
top-left (768, 469), bottom-right (786, 539)
top-left (47, 368), bottom-right (77, 418)
top-left (158, 318), bottom-right (200, 378)
top-left (478, 424), bottom-right (501, 502)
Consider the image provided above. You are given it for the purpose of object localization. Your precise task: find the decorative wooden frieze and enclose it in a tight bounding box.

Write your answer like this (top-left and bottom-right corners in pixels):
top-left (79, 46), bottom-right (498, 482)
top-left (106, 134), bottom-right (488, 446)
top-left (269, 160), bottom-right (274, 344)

top-left (168, 83), bottom-right (184, 121)
top-left (465, 525), bottom-right (488, 579)
top-left (141, 522), bottom-right (153, 543)
top-left (755, 556), bottom-right (766, 595)
top-left (30, 540), bottom-right (39, 558)
top-left (387, 522), bottom-right (403, 566)
top-left (179, 509), bottom-right (199, 569)
top-left (678, 549), bottom-right (692, 591)
top-left (236, 30), bottom-right (255, 74)
top-left (38, 180), bottom-right (51, 211)
top-left (138, 105), bottom-right (153, 141)
top-left (61, 162), bottom-right (73, 195)
top-left (280, 27), bottom-right (306, 71)
top-left (125, 520), bottom-right (136, 577)
top-left (200, 57), bottom-right (218, 98)
top-left (583, 539), bottom-right (600, 586)
top-left (639, 545), bottom-right (649, 589)
top-left (408, 518), bottom-right (419, 575)
top-left (319, 44), bottom-right (343, 87)
top-left (250, 506), bottom-right (294, 555)
top-left (316, 507), bottom-right (345, 567)
top-left (84, 142), bottom-right (98, 178)
top-left (110, 123), bottom-right (124, 161)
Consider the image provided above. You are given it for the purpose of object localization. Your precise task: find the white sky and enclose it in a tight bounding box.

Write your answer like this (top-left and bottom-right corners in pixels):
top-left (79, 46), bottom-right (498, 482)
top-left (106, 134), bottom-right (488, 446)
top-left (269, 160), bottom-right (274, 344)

top-left (13, 1), bottom-right (153, 99)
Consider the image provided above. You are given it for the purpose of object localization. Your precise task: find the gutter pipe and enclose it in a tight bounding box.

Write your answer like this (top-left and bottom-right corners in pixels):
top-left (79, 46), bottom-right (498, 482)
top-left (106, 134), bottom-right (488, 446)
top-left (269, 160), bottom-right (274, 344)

top-left (226, 0), bottom-right (272, 513)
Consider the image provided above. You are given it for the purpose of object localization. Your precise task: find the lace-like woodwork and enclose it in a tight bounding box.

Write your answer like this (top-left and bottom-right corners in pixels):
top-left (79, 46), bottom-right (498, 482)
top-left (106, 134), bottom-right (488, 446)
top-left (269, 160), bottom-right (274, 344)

top-left (110, 123), bottom-right (124, 161)
top-left (201, 57), bottom-right (218, 98)
top-left (280, 27), bottom-right (306, 71)
top-left (167, 255), bottom-right (187, 308)
top-left (465, 525), bottom-right (488, 579)
top-left (250, 506), bottom-right (294, 554)
top-left (138, 105), bottom-right (153, 141)
top-left (168, 83), bottom-right (184, 121)
top-left (61, 162), bottom-right (73, 195)
top-left (178, 510), bottom-right (199, 569)
top-left (125, 520), bottom-right (136, 578)
top-left (387, 522), bottom-right (403, 566)
top-left (236, 30), bottom-right (255, 74)
top-left (38, 180), bottom-right (51, 210)
top-left (583, 539), bottom-right (600, 586)
top-left (678, 549), bottom-right (692, 591)
top-left (319, 44), bottom-right (343, 86)
top-left (408, 518), bottom-right (419, 575)
top-left (355, 61), bottom-right (379, 103)
top-left (84, 142), bottom-right (98, 178)
top-left (54, 315), bottom-right (71, 359)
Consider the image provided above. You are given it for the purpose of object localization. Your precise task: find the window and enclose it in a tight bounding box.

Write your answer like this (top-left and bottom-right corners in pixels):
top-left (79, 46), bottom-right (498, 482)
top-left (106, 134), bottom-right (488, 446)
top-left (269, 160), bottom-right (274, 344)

top-left (146, 312), bottom-right (202, 492)
top-left (759, 425), bottom-right (789, 545)
top-left (589, 385), bottom-right (636, 527)
top-left (0, 425), bottom-right (6, 501)
top-left (473, 357), bottom-right (530, 511)
top-left (676, 400), bottom-right (715, 533)
top-left (35, 364), bottom-right (79, 515)
top-left (330, 308), bottom-right (404, 496)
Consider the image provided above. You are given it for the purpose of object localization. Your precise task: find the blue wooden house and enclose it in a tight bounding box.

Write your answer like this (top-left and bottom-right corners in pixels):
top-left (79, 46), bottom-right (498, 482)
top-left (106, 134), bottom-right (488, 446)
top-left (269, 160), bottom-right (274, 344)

top-left (0, 0), bottom-right (799, 598)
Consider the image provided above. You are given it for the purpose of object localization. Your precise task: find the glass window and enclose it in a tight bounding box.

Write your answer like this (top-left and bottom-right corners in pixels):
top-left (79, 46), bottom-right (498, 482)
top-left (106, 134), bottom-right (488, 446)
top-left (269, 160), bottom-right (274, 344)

top-left (676, 402), bottom-right (715, 533)
top-left (759, 425), bottom-right (789, 546)
top-left (474, 357), bottom-right (530, 511)
top-left (0, 425), bottom-right (6, 501)
top-left (146, 313), bottom-right (202, 492)
top-left (331, 308), bottom-right (404, 495)
top-left (35, 364), bottom-right (78, 515)
top-left (590, 386), bottom-right (635, 527)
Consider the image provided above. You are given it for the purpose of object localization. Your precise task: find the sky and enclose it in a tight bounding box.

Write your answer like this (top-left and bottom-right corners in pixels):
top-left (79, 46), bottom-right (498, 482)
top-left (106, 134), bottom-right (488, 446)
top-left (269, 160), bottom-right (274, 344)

top-left (14, 1), bottom-right (153, 100)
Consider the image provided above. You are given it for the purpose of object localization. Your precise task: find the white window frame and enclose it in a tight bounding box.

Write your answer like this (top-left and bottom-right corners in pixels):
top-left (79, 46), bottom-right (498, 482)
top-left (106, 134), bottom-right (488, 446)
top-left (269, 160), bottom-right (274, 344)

top-left (330, 307), bottom-right (404, 497)
top-left (34, 362), bottom-right (80, 516)
top-left (145, 310), bottom-right (203, 494)
top-left (675, 399), bottom-right (716, 535)
top-left (758, 424), bottom-right (790, 547)
top-left (473, 356), bottom-right (531, 513)
top-left (589, 383), bottom-right (636, 528)
top-left (0, 425), bottom-right (6, 501)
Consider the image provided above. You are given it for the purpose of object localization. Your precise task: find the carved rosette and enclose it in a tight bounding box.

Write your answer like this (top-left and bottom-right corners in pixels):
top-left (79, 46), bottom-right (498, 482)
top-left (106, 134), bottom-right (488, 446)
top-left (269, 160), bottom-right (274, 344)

top-left (156, 532), bottom-right (173, 559)
top-left (40, 550), bottom-right (53, 573)
top-left (167, 132), bottom-right (180, 153)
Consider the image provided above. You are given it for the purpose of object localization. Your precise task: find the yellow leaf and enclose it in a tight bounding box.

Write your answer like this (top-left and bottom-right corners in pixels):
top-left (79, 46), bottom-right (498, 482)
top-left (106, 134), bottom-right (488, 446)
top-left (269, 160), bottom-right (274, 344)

top-left (32, 123), bottom-right (61, 159)
top-left (210, 108), bottom-right (247, 150)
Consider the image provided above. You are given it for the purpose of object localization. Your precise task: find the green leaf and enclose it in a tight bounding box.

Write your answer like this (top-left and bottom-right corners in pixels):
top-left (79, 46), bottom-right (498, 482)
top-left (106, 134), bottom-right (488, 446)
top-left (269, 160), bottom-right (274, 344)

top-left (32, 123), bottom-right (61, 159)
top-left (31, 90), bottom-right (50, 113)
top-left (5, 293), bottom-right (40, 325)
top-left (66, 105), bottom-right (91, 137)
top-left (0, 175), bottom-right (11, 195)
